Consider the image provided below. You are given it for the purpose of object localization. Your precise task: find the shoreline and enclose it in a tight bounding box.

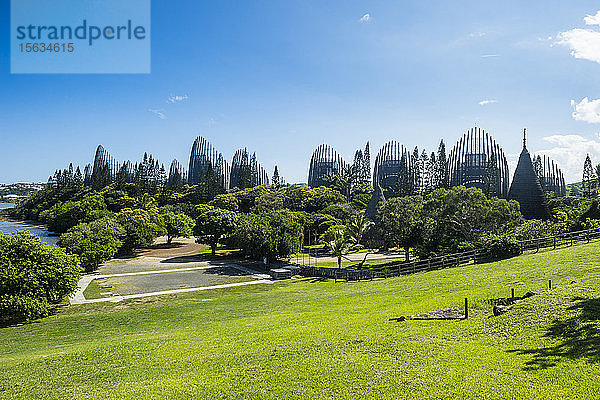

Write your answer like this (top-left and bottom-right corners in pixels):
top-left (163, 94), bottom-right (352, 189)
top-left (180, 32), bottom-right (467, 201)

top-left (0, 216), bottom-right (56, 234)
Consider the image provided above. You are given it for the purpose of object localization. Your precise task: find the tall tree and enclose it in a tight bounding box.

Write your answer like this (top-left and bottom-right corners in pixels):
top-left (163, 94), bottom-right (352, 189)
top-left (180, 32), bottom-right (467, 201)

top-left (391, 152), bottom-right (412, 197)
top-left (378, 195), bottom-right (425, 261)
top-left (363, 142), bottom-right (371, 184)
top-left (412, 147), bottom-right (421, 193)
top-left (238, 149), bottom-right (252, 189)
top-left (195, 209), bottom-right (239, 256)
top-left (583, 154), bottom-right (596, 198)
top-left (73, 167), bottom-right (84, 188)
top-left (91, 163), bottom-right (112, 191)
top-left (420, 149), bottom-right (429, 192)
top-left (250, 153), bottom-right (258, 187)
top-left (435, 140), bottom-right (449, 189)
top-left (272, 166), bottom-right (281, 188)
top-left (483, 158), bottom-right (499, 198)
top-left (426, 152), bottom-right (436, 193)
top-left (533, 155), bottom-right (545, 191)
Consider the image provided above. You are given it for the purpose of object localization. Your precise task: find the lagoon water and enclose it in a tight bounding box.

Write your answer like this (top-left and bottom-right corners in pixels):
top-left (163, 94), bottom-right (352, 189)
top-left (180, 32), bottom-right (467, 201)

top-left (0, 203), bottom-right (58, 246)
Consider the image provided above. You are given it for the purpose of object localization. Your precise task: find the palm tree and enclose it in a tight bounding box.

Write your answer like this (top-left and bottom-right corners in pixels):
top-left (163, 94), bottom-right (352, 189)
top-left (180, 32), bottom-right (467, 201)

top-left (347, 212), bottom-right (373, 246)
top-left (327, 227), bottom-right (351, 269)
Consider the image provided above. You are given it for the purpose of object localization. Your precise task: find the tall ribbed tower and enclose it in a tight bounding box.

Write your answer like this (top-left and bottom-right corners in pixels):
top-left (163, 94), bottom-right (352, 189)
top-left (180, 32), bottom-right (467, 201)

top-left (508, 129), bottom-right (551, 220)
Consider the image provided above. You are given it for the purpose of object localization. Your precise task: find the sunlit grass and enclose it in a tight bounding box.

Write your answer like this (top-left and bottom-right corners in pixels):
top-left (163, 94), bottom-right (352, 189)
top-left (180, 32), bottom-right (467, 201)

top-left (2, 242), bottom-right (600, 399)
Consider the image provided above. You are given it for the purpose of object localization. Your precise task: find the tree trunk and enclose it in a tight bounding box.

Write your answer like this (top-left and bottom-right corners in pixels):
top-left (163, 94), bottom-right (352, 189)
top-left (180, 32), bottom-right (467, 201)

top-left (405, 246), bottom-right (410, 262)
top-left (211, 243), bottom-right (217, 256)
top-left (338, 256), bottom-right (342, 269)
top-left (167, 236), bottom-right (173, 244)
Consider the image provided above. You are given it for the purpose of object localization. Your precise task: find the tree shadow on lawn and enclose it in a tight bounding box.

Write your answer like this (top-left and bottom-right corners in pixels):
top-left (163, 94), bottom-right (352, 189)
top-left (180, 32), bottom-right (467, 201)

top-left (201, 266), bottom-right (252, 277)
top-left (508, 297), bottom-right (600, 370)
top-left (160, 252), bottom-right (243, 264)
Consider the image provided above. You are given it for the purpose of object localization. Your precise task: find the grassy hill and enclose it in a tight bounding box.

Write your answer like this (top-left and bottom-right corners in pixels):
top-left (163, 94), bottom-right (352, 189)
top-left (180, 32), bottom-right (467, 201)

top-left (2, 242), bottom-right (600, 399)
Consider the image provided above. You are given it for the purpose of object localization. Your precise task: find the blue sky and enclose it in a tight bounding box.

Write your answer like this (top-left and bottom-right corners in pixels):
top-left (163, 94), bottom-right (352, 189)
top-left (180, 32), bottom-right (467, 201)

top-left (2, 0), bottom-right (600, 183)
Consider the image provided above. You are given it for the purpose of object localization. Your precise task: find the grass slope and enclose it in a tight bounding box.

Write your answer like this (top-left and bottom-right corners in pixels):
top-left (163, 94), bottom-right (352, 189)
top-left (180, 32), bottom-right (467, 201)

top-left (2, 243), bottom-right (600, 399)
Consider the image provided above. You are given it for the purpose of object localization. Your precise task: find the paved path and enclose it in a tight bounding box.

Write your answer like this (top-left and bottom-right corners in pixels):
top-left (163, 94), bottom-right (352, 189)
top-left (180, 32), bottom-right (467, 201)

top-left (70, 279), bottom-right (274, 305)
top-left (69, 264), bottom-right (271, 305)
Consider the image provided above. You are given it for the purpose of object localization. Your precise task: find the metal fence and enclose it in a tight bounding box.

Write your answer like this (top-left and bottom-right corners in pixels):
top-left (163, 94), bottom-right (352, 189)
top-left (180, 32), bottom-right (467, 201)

top-left (297, 227), bottom-right (600, 282)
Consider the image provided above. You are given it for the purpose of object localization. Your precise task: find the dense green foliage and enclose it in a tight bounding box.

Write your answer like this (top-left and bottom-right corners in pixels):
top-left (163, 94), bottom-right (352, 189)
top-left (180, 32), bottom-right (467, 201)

top-left (162, 212), bottom-right (195, 244)
top-left (59, 217), bottom-right (125, 271)
top-left (10, 149), bottom-right (600, 274)
top-left (232, 211), bottom-right (302, 262)
top-left (374, 187), bottom-right (522, 258)
top-left (194, 209), bottom-right (239, 255)
top-left (0, 232), bottom-right (81, 324)
top-left (379, 195), bottom-right (426, 260)
top-left (513, 219), bottom-right (568, 241)
top-left (477, 234), bottom-right (522, 261)
top-left (116, 208), bottom-right (166, 253)
top-left (324, 226), bottom-right (352, 268)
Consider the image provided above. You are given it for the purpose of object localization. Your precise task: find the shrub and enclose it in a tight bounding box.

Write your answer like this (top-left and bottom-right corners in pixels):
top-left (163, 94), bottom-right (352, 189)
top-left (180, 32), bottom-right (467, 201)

top-left (514, 219), bottom-right (567, 241)
top-left (0, 231), bottom-right (81, 324)
top-left (117, 208), bottom-right (166, 252)
top-left (60, 217), bottom-right (125, 271)
top-left (0, 295), bottom-right (49, 325)
top-left (477, 234), bottom-right (521, 261)
top-left (194, 209), bottom-right (239, 255)
top-left (163, 212), bottom-right (195, 244)
top-left (233, 211), bottom-right (302, 262)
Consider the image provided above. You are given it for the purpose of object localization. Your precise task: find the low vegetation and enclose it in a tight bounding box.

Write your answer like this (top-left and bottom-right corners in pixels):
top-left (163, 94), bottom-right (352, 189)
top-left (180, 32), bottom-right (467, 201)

top-left (0, 232), bottom-right (81, 324)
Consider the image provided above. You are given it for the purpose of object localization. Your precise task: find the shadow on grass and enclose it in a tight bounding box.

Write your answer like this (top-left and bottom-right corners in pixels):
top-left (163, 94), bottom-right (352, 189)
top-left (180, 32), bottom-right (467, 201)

top-left (161, 251), bottom-right (243, 264)
top-left (509, 297), bottom-right (600, 370)
top-left (201, 266), bottom-right (252, 277)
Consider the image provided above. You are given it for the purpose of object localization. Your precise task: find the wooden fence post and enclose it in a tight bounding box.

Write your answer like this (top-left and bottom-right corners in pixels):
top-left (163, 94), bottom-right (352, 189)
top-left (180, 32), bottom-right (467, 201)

top-left (464, 298), bottom-right (468, 319)
top-left (511, 288), bottom-right (515, 299)
top-left (548, 279), bottom-right (552, 290)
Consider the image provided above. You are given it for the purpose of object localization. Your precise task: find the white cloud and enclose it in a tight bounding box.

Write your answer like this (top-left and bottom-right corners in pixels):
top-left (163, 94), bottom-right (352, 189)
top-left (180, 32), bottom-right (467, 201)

top-left (167, 94), bottom-right (189, 104)
top-left (480, 54), bottom-right (499, 58)
top-left (478, 99), bottom-right (497, 105)
top-left (469, 32), bottom-right (486, 38)
top-left (584, 11), bottom-right (600, 26)
top-left (571, 97), bottom-right (600, 123)
top-left (359, 13), bottom-right (371, 23)
top-left (536, 135), bottom-right (600, 182)
top-left (148, 109), bottom-right (166, 119)
top-left (557, 28), bottom-right (600, 63)
top-left (556, 11), bottom-right (600, 64)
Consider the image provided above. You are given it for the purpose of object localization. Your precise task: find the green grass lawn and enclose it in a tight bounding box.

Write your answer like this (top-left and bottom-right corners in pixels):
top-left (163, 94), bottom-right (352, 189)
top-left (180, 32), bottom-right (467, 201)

top-left (82, 279), bottom-right (107, 300)
top-left (2, 243), bottom-right (600, 399)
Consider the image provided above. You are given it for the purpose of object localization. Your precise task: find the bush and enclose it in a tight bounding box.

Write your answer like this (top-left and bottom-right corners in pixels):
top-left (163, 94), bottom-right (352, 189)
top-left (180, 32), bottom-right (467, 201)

top-left (233, 211), bottom-right (302, 262)
top-left (60, 217), bottom-right (125, 271)
top-left (44, 193), bottom-right (109, 233)
top-left (0, 231), bottom-right (81, 324)
top-left (0, 295), bottom-right (49, 325)
top-left (478, 234), bottom-right (521, 261)
top-left (194, 209), bottom-right (239, 255)
top-left (321, 204), bottom-right (354, 221)
top-left (162, 212), bottom-right (195, 244)
top-left (514, 219), bottom-right (567, 241)
top-left (117, 208), bottom-right (166, 252)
